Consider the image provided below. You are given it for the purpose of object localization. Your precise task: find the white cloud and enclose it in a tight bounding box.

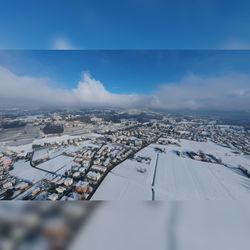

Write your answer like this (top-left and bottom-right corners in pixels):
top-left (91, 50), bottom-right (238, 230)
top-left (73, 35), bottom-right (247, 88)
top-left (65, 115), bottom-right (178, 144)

top-left (150, 73), bottom-right (250, 111)
top-left (0, 65), bottom-right (250, 111)
top-left (0, 66), bottom-right (74, 107)
top-left (0, 66), bottom-right (141, 108)
top-left (73, 71), bottom-right (143, 107)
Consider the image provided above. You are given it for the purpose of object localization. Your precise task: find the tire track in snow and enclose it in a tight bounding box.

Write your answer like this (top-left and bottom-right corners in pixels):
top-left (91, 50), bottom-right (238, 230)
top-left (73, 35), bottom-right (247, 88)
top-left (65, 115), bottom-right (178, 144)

top-left (182, 159), bottom-right (203, 199)
top-left (206, 164), bottom-right (235, 199)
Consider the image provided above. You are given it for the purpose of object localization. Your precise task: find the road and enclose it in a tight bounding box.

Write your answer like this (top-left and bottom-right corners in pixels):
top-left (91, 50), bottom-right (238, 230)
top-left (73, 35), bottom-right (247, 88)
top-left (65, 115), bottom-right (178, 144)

top-left (88, 137), bottom-right (160, 200)
top-left (151, 153), bottom-right (159, 200)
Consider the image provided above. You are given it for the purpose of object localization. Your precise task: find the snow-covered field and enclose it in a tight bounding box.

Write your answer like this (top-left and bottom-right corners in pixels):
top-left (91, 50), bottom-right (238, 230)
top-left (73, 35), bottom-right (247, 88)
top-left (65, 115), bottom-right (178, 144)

top-left (70, 202), bottom-right (250, 250)
top-left (1, 133), bottom-right (101, 154)
top-left (10, 160), bottom-right (51, 183)
top-left (0, 125), bottom-right (42, 145)
top-left (92, 139), bottom-right (250, 200)
top-left (10, 156), bottom-right (74, 183)
top-left (37, 155), bottom-right (74, 173)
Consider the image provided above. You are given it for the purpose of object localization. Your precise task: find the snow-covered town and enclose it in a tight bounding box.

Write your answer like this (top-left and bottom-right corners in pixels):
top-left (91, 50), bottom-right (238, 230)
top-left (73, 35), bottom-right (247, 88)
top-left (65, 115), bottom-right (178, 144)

top-left (1, 109), bottom-right (250, 200)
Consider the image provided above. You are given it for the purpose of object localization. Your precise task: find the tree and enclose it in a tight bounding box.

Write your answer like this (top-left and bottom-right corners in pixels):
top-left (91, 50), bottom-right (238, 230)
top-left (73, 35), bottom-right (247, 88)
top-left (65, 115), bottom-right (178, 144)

top-left (4, 189), bottom-right (14, 200)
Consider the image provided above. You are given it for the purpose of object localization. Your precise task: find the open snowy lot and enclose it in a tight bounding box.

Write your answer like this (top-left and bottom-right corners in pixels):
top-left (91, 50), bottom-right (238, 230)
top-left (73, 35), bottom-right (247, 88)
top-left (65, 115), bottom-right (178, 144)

top-left (70, 202), bottom-right (250, 250)
top-left (1, 133), bottom-right (101, 154)
top-left (92, 139), bottom-right (250, 200)
top-left (0, 124), bottom-right (42, 145)
top-left (10, 160), bottom-right (51, 183)
top-left (37, 155), bottom-right (74, 173)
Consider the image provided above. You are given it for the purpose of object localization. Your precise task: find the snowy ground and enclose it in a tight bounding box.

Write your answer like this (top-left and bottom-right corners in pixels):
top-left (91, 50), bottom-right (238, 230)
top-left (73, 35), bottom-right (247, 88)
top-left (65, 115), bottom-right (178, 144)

top-left (0, 124), bottom-right (42, 145)
top-left (10, 156), bottom-right (74, 183)
top-left (92, 139), bottom-right (250, 200)
top-left (70, 202), bottom-right (250, 250)
top-left (37, 155), bottom-right (74, 173)
top-left (1, 133), bottom-right (102, 154)
top-left (10, 160), bottom-right (51, 183)
top-left (0, 201), bottom-right (249, 250)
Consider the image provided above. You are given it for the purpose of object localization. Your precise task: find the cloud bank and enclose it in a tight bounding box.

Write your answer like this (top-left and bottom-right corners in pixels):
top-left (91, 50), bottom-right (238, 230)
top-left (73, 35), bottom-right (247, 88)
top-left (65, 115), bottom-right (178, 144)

top-left (0, 66), bottom-right (250, 111)
top-left (151, 73), bottom-right (250, 111)
top-left (0, 66), bottom-right (143, 108)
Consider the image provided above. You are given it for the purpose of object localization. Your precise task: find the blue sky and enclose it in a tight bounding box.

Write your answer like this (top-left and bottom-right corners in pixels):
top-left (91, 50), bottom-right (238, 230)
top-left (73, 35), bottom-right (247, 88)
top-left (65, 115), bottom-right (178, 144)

top-left (0, 50), bottom-right (250, 111)
top-left (0, 0), bottom-right (250, 49)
